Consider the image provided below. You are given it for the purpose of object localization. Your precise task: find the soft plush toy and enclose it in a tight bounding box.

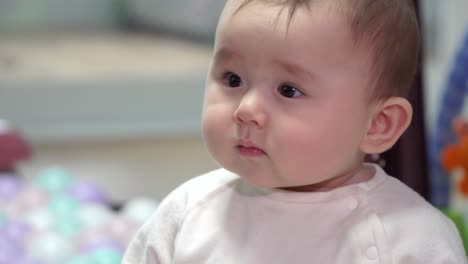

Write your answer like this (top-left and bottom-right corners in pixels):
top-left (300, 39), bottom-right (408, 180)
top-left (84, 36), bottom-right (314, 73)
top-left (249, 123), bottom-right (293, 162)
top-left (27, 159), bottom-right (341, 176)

top-left (441, 118), bottom-right (468, 196)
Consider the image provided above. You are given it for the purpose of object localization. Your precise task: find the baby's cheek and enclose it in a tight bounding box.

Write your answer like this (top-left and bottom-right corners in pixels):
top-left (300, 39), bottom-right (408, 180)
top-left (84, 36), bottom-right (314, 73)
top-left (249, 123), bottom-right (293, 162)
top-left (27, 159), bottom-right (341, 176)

top-left (201, 111), bottom-right (217, 141)
top-left (202, 108), bottom-right (228, 144)
top-left (201, 111), bottom-right (232, 167)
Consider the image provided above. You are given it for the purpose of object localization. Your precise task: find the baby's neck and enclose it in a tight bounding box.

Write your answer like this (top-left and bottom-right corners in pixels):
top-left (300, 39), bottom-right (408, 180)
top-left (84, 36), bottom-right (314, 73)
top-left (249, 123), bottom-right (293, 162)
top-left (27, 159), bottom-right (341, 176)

top-left (279, 164), bottom-right (375, 192)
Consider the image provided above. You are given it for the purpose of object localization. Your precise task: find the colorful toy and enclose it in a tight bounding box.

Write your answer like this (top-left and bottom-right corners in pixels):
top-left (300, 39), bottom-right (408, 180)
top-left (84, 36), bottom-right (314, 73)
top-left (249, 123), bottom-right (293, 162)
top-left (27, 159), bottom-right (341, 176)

top-left (441, 118), bottom-right (468, 196)
top-left (441, 117), bottom-right (468, 251)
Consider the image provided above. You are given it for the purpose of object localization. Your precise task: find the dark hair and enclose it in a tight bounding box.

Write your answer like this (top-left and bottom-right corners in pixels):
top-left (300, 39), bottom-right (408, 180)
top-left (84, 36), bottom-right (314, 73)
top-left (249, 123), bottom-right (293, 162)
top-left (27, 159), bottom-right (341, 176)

top-left (237, 0), bottom-right (420, 99)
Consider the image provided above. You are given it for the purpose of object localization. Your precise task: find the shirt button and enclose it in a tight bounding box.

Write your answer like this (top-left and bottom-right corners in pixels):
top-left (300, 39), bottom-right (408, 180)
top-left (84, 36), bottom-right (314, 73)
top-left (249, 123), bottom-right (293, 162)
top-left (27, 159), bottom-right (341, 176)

top-left (347, 197), bottom-right (359, 210)
top-left (366, 246), bottom-right (379, 260)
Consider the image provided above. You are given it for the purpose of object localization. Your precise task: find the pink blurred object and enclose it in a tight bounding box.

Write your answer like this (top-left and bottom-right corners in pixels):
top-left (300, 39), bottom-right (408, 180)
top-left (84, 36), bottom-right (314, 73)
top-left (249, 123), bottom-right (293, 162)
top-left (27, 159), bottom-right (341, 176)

top-left (75, 225), bottom-right (111, 250)
top-left (105, 216), bottom-right (140, 247)
top-left (0, 120), bottom-right (31, 172)
top-left (5, 187), bottom-right (49, 219)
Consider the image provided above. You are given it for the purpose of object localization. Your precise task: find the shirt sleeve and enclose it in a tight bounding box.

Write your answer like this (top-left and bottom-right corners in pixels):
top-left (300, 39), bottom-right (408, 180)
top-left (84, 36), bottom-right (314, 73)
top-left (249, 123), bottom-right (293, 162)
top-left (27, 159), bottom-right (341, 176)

top-left (420, 217), bottom-right (467, 264)
top-left (122, 187), bottom-right (187, 264)
top-left (391, 209), bottom-right (467, 264)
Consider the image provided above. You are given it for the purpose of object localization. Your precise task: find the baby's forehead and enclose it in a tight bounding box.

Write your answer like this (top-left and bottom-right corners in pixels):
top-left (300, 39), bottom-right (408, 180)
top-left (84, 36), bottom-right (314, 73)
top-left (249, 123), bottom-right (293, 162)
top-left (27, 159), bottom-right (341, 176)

top-left (225, 0), bottom-right (371, 41)
top-left (223, 0), bottom-right (359, 38)
top-left (217, 1), bottom-right (366, 53)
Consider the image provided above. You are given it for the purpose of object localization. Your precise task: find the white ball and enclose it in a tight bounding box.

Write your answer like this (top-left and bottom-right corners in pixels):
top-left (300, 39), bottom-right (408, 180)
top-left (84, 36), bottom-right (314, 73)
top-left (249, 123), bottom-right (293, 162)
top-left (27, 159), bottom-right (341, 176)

top-left (27, 232), bottom-right (74, 264)
top-left (76, 204), bottom-right (114, 228)
top-left (121, 197), bottom-right (159, 224)
top-left (24, 207), bottom-right (55, 231)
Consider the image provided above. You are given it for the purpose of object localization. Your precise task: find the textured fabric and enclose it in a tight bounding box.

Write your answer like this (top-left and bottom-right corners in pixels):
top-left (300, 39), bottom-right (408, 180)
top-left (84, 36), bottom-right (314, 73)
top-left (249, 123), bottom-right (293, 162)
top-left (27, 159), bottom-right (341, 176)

top-left (123, 164), bottom-right (466, 264)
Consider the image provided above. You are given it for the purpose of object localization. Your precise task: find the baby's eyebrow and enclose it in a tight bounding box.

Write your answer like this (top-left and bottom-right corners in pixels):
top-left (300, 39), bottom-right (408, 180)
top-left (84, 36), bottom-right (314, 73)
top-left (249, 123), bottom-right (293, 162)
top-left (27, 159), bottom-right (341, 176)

top-left (273, 60), bottom-right (315, 80)
top-left (213, 48), bottom-right (243, 63)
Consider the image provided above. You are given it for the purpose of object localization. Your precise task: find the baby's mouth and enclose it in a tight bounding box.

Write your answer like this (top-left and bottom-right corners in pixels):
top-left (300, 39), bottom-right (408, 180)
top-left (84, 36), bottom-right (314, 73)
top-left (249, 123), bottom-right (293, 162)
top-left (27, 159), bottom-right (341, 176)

top-left (236, 144), bottom-right (266, 157)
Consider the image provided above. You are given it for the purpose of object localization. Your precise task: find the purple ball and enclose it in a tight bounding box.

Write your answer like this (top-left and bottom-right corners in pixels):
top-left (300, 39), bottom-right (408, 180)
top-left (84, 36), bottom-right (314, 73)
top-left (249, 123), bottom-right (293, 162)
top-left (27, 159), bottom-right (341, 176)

top-left (14, 256), bottom-right (43, 264)
top-left (67, 180), bottom-right (108, 206)
top-left (80, 238), bottom-right (124, 254)
top-left (0, 235), bottom-right (24, 263)
top-left (0, 173), bottom-right (23, 201)
top-left (3, 220), bottom-right (32, 243)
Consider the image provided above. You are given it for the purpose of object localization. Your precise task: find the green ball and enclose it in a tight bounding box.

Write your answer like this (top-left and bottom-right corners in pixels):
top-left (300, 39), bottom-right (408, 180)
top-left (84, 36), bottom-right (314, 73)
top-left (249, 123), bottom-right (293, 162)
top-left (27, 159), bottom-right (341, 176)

top-left (88, 248), bottom-right (123, 264)
top-left (0, 212), bottom-right (7, 226)
top-left (65, 255), bottom-right (91, 264)
top-left (48, 195), bottom-right (80, 217)
top-left (35, 167), bottom-right (73, 193)
top-left (54, 216), bottom-right (83, 238)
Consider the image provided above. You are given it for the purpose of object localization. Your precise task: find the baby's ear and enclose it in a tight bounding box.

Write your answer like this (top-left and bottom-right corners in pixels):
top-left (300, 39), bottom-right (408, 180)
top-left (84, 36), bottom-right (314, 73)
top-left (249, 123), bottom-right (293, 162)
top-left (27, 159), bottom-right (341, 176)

top-left (360, 97), bottom-right (413, 154)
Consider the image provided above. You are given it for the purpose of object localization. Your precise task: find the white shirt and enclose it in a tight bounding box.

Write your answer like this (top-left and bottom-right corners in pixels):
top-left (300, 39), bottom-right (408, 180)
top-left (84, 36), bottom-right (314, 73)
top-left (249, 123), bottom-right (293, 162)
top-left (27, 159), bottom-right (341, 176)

top-left (123, 164), bottom-right (466, 263)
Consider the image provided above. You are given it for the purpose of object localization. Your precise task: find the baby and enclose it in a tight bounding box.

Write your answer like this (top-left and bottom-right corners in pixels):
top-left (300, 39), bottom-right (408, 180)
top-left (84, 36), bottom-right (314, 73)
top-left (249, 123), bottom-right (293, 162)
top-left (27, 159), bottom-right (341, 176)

top-left (123, 0), bottom-right (466, 263)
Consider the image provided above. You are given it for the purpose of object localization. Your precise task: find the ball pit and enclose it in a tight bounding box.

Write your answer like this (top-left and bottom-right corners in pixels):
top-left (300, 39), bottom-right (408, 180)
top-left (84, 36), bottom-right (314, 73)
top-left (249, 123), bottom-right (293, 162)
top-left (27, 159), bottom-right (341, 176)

top-left (0, 173), bottom-right (23, 201)
top-left (0, 167), bottom-right (158, 264)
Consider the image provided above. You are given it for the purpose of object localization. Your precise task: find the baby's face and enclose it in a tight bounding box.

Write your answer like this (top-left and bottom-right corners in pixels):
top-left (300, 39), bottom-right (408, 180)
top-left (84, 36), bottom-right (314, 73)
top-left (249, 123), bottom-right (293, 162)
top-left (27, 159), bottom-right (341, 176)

top-left (202, 0), bottom-right (376, 190)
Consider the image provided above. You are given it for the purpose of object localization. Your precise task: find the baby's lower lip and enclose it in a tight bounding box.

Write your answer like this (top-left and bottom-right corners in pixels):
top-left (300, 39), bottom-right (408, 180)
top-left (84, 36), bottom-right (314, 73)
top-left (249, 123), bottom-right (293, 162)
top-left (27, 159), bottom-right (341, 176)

top-left (237, 146), bottom-right (266, 157)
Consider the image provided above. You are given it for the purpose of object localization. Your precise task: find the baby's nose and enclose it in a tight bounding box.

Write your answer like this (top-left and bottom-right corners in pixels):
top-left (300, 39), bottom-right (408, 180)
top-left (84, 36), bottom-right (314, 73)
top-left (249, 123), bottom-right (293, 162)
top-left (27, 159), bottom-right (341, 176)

top-left (232, 91), bottom-right (268, 128)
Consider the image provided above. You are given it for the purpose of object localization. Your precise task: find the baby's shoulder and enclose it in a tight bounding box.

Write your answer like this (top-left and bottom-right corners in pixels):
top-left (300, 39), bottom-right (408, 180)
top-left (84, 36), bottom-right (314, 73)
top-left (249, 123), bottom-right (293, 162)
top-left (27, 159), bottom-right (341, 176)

top-left (162, 168), bottom-right (240, 211)
top-left (367, 176), bottom-right (448, 226)
top-left (365, 176), bottom-right (465, 258)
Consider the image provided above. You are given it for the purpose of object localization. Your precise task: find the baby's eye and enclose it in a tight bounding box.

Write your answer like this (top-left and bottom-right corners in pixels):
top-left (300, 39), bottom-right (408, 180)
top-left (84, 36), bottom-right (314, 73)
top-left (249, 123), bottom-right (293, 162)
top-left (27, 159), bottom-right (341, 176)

top-left (223, 72), bottom-right (242, 88)
top-left (278, 84), bottom-right (303, 98)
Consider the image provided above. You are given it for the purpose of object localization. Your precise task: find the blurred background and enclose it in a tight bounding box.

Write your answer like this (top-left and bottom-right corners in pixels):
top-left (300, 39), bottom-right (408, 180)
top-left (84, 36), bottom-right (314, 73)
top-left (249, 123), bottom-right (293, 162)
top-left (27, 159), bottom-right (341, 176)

top-left (0, 0), bottom-right (468, 262)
